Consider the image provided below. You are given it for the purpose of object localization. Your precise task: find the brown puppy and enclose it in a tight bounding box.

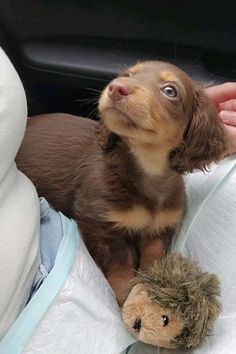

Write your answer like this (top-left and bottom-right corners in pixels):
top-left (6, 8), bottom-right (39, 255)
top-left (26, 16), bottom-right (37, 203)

top-left (16, 61), bottom-right (226, 305)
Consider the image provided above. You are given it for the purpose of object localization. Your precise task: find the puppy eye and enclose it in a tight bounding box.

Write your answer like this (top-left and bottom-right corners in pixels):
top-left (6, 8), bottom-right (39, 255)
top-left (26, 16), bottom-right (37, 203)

top-left (161, 315), bottom-right (169, 326)
top-left (161, 85), bottom-right (178, 98)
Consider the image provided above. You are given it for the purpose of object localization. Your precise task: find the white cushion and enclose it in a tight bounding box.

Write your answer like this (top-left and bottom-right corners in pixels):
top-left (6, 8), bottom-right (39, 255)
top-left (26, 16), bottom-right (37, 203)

top-left (0, 48), bottom-right (40, 338)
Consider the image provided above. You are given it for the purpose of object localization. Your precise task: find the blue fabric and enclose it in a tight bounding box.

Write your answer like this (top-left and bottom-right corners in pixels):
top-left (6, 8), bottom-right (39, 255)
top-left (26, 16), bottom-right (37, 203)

top-left (30, 198), bottom-right (63, 298)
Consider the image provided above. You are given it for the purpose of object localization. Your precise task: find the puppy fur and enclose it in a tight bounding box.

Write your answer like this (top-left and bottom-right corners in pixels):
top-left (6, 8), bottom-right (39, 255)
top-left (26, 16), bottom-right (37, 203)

top-left (16, 61), bottom-right (227, 305)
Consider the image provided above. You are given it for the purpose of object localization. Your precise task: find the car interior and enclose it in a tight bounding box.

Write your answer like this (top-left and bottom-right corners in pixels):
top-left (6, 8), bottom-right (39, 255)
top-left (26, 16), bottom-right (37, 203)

top-left (0, 2), bottom-right (236, 354)
top-left (0, 1), bottom-right (235, 119)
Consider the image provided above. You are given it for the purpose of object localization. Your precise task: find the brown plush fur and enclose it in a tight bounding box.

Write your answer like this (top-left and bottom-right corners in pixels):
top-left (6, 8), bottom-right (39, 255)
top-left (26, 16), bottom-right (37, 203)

top-left (16, 61), bottom-right (227, 304)
top-left (125, 254), bottom-right (221, 349)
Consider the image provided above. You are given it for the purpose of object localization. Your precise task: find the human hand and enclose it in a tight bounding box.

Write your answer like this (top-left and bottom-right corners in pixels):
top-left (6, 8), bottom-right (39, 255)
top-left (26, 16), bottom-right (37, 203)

top-left (205, 83), bottom-right (236, 155)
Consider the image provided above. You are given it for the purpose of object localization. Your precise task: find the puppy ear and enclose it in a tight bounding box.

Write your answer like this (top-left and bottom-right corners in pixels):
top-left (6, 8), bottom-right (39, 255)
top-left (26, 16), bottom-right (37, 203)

top-left (96, 121), bottom-right (120, 153)
top-left (169, 89), bottom-right (227, 173)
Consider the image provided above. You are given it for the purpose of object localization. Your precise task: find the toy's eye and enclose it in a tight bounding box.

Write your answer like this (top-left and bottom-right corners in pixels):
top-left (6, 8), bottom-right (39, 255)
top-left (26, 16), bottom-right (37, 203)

top-left (161, 85), bottom-right (178, 98)
top-left (161, 315), bottom-right (169, 327)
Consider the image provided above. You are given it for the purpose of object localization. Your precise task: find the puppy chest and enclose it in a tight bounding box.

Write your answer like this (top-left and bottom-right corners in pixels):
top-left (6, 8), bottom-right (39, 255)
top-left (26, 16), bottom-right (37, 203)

top-left (106, 204), bottom-right (183, 233)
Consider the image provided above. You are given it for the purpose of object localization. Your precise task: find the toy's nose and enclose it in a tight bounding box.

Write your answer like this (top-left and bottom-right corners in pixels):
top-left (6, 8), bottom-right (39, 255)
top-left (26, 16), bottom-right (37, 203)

top-left (108, 81), bottom-right (131, 101)
top-left (132, 318), bottom-right (142, 332)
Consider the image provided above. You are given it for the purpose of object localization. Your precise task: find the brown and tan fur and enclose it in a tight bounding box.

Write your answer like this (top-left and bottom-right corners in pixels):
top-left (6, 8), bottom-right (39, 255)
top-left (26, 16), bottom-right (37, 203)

top-left (16, 61), bottom-right (227, 305)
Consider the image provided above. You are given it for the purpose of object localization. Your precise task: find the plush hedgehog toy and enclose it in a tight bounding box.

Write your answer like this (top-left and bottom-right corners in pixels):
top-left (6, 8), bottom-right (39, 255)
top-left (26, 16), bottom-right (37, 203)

top-left (122, 254), bottom-right (221, 350)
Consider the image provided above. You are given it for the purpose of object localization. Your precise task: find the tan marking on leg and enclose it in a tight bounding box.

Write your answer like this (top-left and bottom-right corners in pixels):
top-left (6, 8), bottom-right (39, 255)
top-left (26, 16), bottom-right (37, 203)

top-left (106, 248), bottom-right (135, 306)
top-left (140, 238), bottom-right (167, 270)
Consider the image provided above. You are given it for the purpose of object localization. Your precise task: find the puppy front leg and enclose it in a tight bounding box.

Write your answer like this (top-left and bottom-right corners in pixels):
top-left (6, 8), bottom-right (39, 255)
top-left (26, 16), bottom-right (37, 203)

top-left (139, 230), bottom-right (174, 270)
top-left (105, 239), bottom-right (138, 307)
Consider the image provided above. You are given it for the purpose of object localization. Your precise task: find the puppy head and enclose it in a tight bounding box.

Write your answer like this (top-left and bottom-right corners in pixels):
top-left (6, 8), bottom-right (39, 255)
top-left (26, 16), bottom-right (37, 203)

top-left (98, 61), bottom-right (227, 173)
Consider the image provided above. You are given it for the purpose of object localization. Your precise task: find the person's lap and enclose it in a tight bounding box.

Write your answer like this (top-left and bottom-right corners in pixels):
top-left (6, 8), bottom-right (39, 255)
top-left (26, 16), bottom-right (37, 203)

top-left (29, 197), bottom-right (63, 299)
top-left (5, 156), bottom-right (235, 354)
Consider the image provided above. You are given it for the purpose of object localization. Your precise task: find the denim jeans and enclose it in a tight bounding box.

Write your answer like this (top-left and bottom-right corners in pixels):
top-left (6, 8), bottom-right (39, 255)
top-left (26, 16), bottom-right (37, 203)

top-left (29, 198), bottom-right (63, 298)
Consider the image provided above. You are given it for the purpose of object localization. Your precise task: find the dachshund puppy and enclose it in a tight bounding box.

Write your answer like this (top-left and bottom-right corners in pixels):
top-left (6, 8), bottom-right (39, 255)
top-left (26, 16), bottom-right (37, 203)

top-left (16, 61), bottom-right (227, 305)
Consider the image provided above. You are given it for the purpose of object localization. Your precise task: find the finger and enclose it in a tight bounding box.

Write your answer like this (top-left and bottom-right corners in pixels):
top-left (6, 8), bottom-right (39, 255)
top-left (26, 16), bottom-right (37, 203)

top-left (218, 99), bottom-right (236, 112)
top-left (224, 124), bottom-right (236, 155)
top-left (205, 83), bottom-right (236, 105)
top-left (219, 111), bottom-right (236, 126)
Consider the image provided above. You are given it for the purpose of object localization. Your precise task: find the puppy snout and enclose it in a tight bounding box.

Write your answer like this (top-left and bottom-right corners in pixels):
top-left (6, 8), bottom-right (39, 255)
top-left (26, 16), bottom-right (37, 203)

top-left (132, 318), bottom-right (142, 332)
top-left (108, 81), bottom-right (131, 101)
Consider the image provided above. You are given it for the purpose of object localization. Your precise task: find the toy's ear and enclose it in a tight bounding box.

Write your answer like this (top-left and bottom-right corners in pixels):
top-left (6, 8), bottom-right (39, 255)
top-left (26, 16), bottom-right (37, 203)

top-left (169, 89), bottom-right (227, 173)
top-left (96, 121), bottom-right (120, 153)
top-left (198, 272), bottom-right (221, 310)
top-left (175, 271), bottom-right (221, 349)
top-left (191, 272), bottom-right (221, 348)
top-left (198, 272), bottom-right (221, 339)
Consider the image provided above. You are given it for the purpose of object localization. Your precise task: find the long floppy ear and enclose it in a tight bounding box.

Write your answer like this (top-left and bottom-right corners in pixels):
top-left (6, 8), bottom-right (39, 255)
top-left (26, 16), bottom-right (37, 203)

top-left (169, 89), bottom-right (227, 173)
top-left (95, 120), bottom-right (120, 153)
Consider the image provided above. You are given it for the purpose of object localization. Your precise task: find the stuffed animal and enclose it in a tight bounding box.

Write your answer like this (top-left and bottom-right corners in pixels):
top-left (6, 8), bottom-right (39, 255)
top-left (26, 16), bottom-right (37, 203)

top-left (122, 253), bottom-right (221, 350)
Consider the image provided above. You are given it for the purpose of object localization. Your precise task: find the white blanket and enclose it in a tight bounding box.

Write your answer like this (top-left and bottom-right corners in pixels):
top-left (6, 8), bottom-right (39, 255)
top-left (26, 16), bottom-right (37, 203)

top-left (1, 157), bottom-right (235, 354)
top-left (0, 214), bottom-right (135, 354)
top-left (0, 48), bottom-right (40, 339)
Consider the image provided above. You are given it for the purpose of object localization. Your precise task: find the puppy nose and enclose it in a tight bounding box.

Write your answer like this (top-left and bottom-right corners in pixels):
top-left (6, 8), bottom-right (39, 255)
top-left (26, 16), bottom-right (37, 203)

top-left (132, 318), bottom-right (142, 332)
top-left (108, 81), bottom-right (131, 101)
